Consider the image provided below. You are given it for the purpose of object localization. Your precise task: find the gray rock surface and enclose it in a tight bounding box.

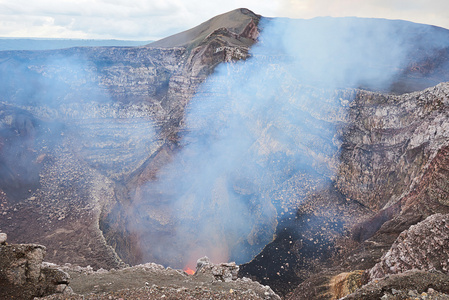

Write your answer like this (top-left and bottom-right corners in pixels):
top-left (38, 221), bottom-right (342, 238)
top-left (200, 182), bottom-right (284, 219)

top-left (0, 243), bottom-right (71, 299)
top-left (36, 258), bottom-right (280, 300)
top-left (338, 83), bottom-right (449, 211)
top-left (195, 256), bottom-right (239, 282)
top-left (370, 213), bottom-right (449, 279)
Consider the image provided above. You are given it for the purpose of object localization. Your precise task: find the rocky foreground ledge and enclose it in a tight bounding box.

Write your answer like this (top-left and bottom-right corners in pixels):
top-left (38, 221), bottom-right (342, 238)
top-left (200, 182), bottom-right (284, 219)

top-left (0, 233), bottom-right (279, 300)
top-left (0, 233), bottom-right (72, 299)
top-left (4, 214), bottom-right (449, 300)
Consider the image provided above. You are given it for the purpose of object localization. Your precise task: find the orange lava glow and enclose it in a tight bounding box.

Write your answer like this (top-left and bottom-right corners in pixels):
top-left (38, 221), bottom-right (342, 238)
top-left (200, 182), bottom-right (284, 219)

top-left (184, 267), bottom-right (195, 275)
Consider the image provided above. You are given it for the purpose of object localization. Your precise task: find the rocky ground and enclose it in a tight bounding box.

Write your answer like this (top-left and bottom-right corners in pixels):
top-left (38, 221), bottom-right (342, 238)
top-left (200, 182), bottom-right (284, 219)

top-left (39, 260), bottom-right (279, 300)
top-left (0, 233), bottom-right (280, 299)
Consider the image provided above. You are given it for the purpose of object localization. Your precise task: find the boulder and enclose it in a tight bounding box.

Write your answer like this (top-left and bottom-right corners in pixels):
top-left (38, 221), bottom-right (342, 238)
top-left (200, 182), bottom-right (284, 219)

top-left (0, 243), bottom-right (71, 299)
top-left (195, 256), bottom-right (240, 282)
top-left (370, 213), bottom-right (449, 280)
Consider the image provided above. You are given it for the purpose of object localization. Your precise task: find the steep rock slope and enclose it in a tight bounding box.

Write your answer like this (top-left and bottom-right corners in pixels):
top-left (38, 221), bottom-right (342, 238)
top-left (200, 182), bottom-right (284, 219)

top-left (283, 82), bottom-right (449, 299)
top-left (240, 82), bottom-right (449, 296)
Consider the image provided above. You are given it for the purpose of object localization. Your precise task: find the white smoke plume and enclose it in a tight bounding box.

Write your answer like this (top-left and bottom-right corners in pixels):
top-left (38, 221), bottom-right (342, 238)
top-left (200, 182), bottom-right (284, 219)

top-left (132, 16), bottom-right (449, 269)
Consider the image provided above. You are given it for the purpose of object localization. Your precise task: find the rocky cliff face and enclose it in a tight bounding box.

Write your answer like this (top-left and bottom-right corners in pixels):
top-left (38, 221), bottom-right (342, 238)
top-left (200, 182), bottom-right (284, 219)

top-left (338, 84), bottom-right (449, 212)
top-left (239, 82), bottom-right (449, 296)
top-left (1, 8), bottom-right (449, 299)
top-left (282, 82), bottom-right (449, 299)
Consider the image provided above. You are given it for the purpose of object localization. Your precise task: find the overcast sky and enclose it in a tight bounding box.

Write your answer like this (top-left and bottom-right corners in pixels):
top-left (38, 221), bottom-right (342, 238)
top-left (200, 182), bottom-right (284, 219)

top-left (1, 0), bottom-right (448, 41)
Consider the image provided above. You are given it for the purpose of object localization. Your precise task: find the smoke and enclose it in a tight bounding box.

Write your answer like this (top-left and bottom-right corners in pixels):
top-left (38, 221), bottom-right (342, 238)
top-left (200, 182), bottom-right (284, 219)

top-left (131, 15), bottom-right (449, 269)
top-left (2, 14), bottom-right (448, 270)
top-left (0, 50), bottom-right (156, 193)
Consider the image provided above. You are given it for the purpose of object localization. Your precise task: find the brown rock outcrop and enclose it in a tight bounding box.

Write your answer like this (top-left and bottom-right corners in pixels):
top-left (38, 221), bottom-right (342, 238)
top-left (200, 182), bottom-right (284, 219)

top-left (369, 213), bottom-right (449, 279)
top-left (329, 270), bottom-right (367, 299)
top-left (0, 239), bottom-right (71, 299)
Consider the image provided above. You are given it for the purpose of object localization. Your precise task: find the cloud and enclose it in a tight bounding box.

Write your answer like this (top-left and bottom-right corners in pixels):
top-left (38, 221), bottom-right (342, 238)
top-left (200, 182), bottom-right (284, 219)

top-left (0, 0), bottom-right (277, 40)
top-left (277, 0), bottom-right (449, 29)
top-left (0, 0), bottom-right (187, 39)
top-left (1, 0), bottom-right (447, 40)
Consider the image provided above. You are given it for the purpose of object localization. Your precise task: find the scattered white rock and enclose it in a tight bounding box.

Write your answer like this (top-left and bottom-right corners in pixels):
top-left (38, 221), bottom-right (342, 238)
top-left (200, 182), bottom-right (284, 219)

top-left (0, 232), bottom-right (6, 244)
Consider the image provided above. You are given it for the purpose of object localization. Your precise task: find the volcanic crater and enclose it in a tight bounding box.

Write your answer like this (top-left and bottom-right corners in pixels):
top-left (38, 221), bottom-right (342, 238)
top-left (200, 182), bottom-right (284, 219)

top-left (1, 8), bottom-right (449, 299)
